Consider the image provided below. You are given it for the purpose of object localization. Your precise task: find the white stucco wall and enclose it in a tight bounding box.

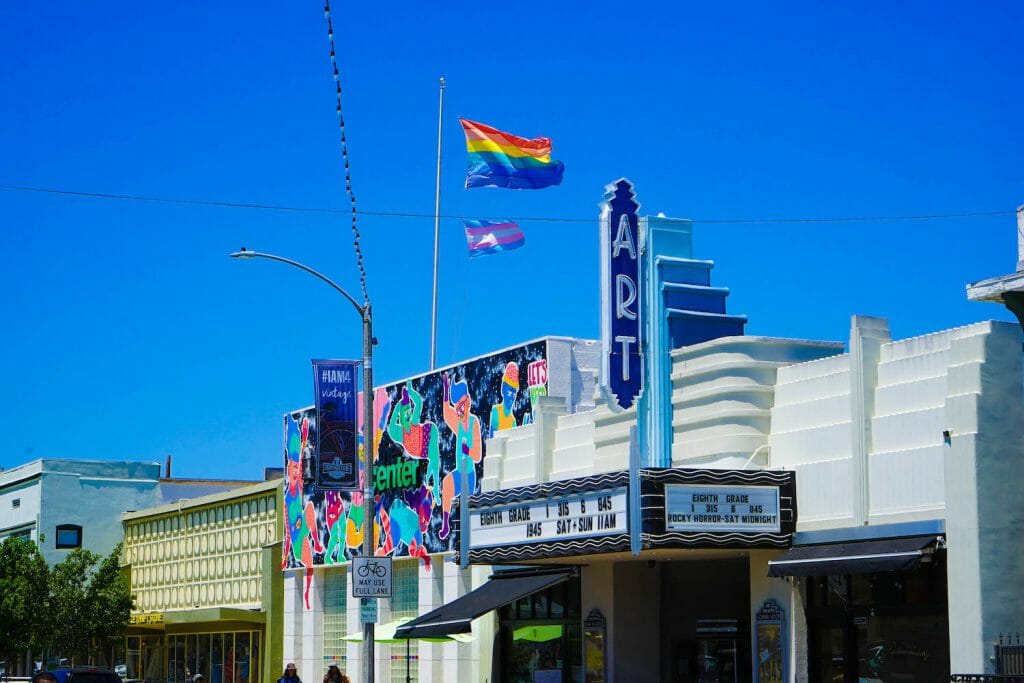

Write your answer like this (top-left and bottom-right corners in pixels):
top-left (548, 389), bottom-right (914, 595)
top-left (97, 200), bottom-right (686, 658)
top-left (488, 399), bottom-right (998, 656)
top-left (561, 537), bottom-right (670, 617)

top-left (612, 562), bottom-right (661, 683)
top-left (768, 319), bottom-right (1024, 674)
top-left (943, 321), bottom-right (1024, 673)
top-left (870, 327), bottom-right (955, 523)
top-left (771, 353), bottom-right (855, 529)
top-left (770, 320), bottom-right (1022, 537)
top-left (0, 459), bottom-right (161, 563)
top-left (0, 462), bottom-right (42, 542)
top-left (748, 550), bottom-right (808, 683)
top-left (670, 337), bottom-right (845, 469)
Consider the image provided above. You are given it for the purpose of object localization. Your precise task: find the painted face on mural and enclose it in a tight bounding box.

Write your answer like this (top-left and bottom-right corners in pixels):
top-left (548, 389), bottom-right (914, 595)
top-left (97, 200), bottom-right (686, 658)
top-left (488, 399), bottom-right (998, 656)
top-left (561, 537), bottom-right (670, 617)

top-left (450, 380), bottom-right (472, 421)
top-left (396, 392), bottom-right (414, 428)
top-left (285, 416), bottom-right (306, 494)
top-left (501, 380), bottom-right (517, 407)
top-left (324, 490), bottom-right (344, 526)
top-left (286, 457), bottom-right (302, 493)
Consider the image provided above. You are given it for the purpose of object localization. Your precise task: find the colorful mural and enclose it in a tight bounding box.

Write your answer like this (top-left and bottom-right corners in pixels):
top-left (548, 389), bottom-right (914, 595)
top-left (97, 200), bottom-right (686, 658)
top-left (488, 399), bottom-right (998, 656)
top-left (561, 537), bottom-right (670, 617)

top-left (282, 340), bottom-right (549, 574)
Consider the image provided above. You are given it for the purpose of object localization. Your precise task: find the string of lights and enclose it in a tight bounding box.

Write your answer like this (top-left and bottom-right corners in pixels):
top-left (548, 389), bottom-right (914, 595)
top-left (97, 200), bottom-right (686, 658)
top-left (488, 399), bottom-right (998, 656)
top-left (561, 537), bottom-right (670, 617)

top-left (323, 0), bottom-right (369, 305)
top-left (0, 183), bottom-right (1014, 226)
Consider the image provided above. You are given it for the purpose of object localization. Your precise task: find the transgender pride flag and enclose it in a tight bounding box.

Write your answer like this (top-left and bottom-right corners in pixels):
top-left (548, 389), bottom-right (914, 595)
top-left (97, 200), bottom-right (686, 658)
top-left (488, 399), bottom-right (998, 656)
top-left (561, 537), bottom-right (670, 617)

top-left (463, 220), bottom-right (525, 258)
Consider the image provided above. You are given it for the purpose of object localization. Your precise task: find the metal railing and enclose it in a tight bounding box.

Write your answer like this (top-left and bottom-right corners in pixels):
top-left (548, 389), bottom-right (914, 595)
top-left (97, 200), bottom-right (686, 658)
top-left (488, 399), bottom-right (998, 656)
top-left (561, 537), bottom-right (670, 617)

top-left (950, 634), bottom-right (1024, 681)
top-left (997, 634), bottom-right (1024, 675)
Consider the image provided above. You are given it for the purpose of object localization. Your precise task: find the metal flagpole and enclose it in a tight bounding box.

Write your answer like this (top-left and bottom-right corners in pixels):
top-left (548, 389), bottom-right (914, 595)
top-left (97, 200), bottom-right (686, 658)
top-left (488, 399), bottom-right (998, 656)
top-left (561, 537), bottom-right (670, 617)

top-left (429, 76), bottom-right (446, 370)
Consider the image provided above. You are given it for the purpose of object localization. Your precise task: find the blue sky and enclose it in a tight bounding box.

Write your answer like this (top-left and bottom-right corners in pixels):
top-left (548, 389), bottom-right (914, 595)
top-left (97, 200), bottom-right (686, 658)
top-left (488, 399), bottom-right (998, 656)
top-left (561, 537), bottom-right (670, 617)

top-left (1, 1), bottom-right (1020, 479)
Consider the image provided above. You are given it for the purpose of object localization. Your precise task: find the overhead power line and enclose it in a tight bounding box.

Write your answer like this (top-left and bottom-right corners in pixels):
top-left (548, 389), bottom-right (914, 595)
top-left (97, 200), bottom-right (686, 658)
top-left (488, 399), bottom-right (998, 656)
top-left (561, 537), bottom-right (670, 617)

top-left (0, 183), bottom-right (1014, 225)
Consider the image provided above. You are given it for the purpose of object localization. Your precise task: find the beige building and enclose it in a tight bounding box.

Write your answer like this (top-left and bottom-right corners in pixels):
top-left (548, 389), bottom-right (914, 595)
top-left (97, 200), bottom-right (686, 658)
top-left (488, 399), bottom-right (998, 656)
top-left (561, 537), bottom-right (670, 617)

top-left (121, 478), bottom-right (283, 683)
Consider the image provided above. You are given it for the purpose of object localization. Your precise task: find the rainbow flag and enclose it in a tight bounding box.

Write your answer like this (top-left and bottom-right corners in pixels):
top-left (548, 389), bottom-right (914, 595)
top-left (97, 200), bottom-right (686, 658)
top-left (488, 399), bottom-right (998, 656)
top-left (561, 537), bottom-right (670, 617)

top-left (464, 220), bottom-right (525, 258)
top-left (460, 118), bottom-right (564, 190)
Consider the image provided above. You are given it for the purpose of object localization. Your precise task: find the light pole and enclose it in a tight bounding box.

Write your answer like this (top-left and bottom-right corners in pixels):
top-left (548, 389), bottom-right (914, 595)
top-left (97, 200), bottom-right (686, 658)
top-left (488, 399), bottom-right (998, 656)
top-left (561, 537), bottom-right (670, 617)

top-left (230, 248), bottom-right (377, 683)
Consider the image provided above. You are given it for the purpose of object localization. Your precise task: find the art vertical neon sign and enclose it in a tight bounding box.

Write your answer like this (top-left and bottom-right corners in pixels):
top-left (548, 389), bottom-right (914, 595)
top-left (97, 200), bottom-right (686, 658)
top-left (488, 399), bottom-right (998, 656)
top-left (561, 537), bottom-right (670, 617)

top-left (599, 178), bottom-right (643, 412)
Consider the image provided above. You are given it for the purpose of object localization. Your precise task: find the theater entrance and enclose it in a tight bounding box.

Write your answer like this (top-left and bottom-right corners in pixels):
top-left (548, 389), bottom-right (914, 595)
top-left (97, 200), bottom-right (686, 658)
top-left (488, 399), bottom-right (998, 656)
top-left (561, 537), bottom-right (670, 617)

top-left (660, 556), bottom-right (752, 683)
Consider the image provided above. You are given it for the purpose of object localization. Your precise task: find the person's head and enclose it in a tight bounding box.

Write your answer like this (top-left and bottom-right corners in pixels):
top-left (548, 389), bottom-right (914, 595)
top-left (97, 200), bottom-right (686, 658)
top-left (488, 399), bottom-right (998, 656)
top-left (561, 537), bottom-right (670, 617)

top-left (33, 673), bottom-right (58, 683)
top-left (283, 664), bottom-right (297, 678)
top-left (451, 379), bottom-right (472, 420)
top-left (500, 362), bottom-right (519, 406)
top-left (325, 665), bottom-right (341, 681)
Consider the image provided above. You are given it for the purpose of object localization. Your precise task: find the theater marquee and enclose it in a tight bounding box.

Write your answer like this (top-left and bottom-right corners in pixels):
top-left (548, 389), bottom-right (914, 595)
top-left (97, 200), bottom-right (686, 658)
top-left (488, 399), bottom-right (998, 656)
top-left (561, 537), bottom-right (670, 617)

top-left (665, 484), bottom-right (781, 534)
top-left (456, 468), bottom-right (797, 564)
top-left (471, 487), bottom-right (628, 548)
top-left (460, 472), bottom-right (631, 564)
top-left (643, 468), bottom-right (796, 548)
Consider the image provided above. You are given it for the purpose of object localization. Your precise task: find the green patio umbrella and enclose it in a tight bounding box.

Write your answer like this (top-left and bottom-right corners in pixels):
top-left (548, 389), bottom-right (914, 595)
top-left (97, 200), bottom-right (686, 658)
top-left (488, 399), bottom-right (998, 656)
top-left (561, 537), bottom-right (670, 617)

top-left (341, 616), bottom-right (474, 643)
top-left (512, 624), bottom-right (563, 643)
top-left (341, 617), bottom-right (474, 682)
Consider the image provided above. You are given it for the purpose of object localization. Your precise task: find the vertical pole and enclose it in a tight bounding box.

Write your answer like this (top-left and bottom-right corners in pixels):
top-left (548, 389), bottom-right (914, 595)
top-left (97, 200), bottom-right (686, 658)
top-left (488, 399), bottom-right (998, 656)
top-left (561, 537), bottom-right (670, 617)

top-left (459, 457), bottom-right (470, 569)
top-left (628, 424), bottom-right (641, 555)
top-left (362, 305), bottom-right (375, 683)
top-left (1016, 204), bottom-right (1023, 272)
top-left (429, 76), bottom-right (446, 370)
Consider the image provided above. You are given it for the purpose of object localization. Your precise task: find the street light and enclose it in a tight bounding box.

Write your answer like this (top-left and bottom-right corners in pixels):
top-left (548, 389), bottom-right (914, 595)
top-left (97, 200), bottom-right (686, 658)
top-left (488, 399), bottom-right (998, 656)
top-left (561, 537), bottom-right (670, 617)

top-left (230, 247), bottom-right (377, 683)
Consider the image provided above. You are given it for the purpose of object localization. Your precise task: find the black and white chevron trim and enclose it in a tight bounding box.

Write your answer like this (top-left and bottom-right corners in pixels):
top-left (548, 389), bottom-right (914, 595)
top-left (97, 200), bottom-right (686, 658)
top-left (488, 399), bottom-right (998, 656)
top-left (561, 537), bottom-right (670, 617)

top-left (467, 534), bottom-right (631, 563)
top-left (642, 467), bottom-right (793, 486)
top-left (471, 471), bottom-right (630, 508)
top-left (644, 532), bottom-right (791, 548)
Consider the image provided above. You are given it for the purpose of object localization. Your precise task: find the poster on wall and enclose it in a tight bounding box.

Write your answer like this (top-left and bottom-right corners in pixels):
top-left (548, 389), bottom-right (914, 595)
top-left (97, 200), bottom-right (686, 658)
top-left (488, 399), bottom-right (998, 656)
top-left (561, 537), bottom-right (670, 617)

top-left (283, 340), bottom-right (551, 581)
top-left (754, 599), bottom-right (786, 683)
top-left (583, 609), bottom-right (608, 683)
top-left (312, 359), bottom-right (360, 490)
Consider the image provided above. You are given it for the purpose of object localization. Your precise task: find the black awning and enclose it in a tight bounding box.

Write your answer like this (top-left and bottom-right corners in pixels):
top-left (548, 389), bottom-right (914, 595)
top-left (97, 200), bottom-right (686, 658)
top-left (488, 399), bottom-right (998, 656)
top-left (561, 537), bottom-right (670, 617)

top-left (394, 567), bottom-right (575, 639)
top-left (767, 535), bottom-right (942, 577)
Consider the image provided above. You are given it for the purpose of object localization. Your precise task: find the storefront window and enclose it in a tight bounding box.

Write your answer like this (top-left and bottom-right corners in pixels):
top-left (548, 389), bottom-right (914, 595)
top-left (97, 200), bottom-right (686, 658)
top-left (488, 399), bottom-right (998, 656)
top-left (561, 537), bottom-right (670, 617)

top-left (805, 557), bottom-right (948, 683)
top-left (810, 625), bottom-right (845, 683)
top-left (185, 635), bottom-right (198, 679)
top-left (169, 635), bottom-right (185, 683)
top-left (855, 615), bottom-right (948, 681)
top-left (235, 633), bottom-right (251, 683)
top-left (127, 631), bottom-right (258, 683)
top-left (140, 636), bottom-right (165, 683)
top-left (250, 635), bottom-right (259, 683)
top-left (549, 588), bottom-right (565, 619)
top-left (127, 637), bottom-right (142, 680)
top-left (500, 577), bottom-right (583, 683)
top-left (224, 633), bottom-right (235, 683)
top-left (212, 635), bottom-right (224, 683)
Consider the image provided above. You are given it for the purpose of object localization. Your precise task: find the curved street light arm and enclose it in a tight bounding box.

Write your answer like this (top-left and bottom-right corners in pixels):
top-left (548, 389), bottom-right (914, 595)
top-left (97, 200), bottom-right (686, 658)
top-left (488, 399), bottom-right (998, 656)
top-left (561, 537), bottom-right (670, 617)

top-left (230, 250), bottom-right (365, 316)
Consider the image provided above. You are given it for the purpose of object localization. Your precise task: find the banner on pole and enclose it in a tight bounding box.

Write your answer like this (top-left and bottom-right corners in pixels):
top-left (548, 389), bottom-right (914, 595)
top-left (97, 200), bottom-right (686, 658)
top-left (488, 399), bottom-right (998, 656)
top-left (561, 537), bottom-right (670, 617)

top-left (312, 359), bottom-right (360, 489)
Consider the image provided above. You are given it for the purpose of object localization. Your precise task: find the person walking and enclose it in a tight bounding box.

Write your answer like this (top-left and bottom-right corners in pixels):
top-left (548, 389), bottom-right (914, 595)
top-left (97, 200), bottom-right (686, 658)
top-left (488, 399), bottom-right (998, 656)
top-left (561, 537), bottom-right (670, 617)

top-left (278, 663), bottom-right (302, 683)
top-left (322, 664), bottom-right (349, 683)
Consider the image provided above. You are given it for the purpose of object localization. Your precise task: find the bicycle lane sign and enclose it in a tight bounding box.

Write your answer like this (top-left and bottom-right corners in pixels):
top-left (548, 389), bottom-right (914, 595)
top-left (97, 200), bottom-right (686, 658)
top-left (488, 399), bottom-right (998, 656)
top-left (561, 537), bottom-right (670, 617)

top-left (351, 556), bottom-right (392, 598)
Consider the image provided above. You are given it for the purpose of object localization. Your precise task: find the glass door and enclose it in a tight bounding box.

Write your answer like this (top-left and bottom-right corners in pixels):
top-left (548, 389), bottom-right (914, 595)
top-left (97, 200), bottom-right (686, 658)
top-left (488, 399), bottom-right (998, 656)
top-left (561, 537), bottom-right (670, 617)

top-left (503, 622), bottom-right (583, 683)
top-left (809, 624), bottom-right (847, 683)
top-left (854, 614), bottom-right (950, 682)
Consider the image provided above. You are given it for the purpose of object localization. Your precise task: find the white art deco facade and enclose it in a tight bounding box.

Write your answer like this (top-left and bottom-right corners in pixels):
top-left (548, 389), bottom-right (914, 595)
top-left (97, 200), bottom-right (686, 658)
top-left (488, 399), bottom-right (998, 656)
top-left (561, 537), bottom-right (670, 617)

top-left (416, 315), bottom-right (1017, 682)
